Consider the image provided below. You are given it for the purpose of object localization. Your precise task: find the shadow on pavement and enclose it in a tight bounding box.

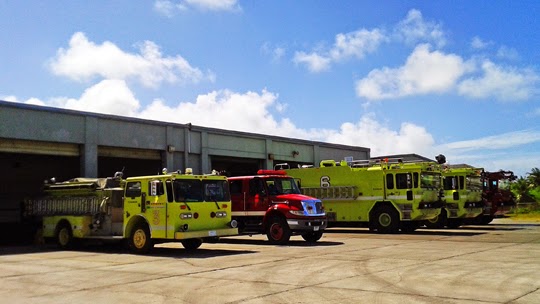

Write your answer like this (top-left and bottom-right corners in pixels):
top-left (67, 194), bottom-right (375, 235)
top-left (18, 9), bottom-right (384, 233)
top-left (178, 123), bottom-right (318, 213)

top-left (324, 228), bottom-right (486, 237)
top-left (217, 237), bottom-right (344, 247)
top-left (0, 242), bottom-right (257, 259)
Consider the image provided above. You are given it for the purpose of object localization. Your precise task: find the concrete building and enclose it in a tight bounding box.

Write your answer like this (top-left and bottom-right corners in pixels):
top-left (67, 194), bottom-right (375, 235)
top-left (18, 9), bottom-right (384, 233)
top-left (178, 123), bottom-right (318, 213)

top-left (0, 100), bottom-right (369, 225)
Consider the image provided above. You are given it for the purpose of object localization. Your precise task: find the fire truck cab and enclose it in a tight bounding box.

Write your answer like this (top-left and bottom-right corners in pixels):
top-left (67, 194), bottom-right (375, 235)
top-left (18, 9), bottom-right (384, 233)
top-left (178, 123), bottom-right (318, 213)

top-left (228, 170), bottom-right (327, 244)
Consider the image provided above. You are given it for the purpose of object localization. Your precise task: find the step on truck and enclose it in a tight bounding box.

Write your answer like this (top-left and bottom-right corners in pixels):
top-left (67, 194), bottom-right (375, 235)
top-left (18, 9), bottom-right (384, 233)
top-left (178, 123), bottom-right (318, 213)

top-left (24, 169), bottom-right (238, 254)
top-left (284, 158), bottom-right (444, 233)
top-left (228, 170), bottom-right (327, 244)
top-left (425, 165), bottom-right (484, 229)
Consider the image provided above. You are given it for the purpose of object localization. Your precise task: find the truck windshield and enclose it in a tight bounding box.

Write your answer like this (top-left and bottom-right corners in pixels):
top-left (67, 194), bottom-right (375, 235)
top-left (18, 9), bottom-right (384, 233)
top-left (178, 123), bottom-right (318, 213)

top-left (173, 179), bottom-right (230, 202)
top-left (266, 177), bottom-right (301, 195)
top-left (420, 172), bottom-right (441, 189)
top-left (467, 176), bottom-right (482, 191)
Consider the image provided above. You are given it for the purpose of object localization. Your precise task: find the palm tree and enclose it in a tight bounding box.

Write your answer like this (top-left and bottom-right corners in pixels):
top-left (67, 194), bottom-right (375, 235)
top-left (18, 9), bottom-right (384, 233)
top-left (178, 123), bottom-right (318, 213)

top-left (512, 177), bottom-right (531, 203)
top-left (527, 168), bottom-right (540, 187)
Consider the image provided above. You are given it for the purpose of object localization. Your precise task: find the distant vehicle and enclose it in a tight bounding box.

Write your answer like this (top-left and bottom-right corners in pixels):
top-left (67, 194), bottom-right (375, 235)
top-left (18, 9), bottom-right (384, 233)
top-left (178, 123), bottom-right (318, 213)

top-left (228, 170), bottom-right (327, 244)
top-left (425, 166), bottom-right (484, 229)
top-left (473, 170), bottom-right (517, 224)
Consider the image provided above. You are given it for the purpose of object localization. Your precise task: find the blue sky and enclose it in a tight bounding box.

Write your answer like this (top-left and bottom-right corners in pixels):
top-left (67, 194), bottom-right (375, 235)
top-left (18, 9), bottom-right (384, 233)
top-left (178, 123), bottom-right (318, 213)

top-left (1, 0), bottom-right (539, 177)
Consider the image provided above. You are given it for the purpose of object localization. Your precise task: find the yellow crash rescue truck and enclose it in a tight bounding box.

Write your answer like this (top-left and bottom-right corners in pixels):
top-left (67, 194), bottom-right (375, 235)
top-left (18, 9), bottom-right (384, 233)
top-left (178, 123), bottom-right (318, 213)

top-left (426, 165), bottom-right (484, 229)
top-left (283, 158), bottom-right (443, 233)
top-left (25, 169), bottom-right (238, 254)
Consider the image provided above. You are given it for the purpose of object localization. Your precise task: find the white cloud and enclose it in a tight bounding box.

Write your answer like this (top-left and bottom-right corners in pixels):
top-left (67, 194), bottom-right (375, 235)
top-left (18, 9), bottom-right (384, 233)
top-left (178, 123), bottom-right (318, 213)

top-left (261, 42), bottom-right (286, 63)
top-left (356, 44), bottom-right (467, 100)
top-left (497, 46), bottom-right (520, 61)
top-left (394, 9), bottom-right (446, 48)
top-left (458, 60), bottom-right (539, 101)
top-left (49, 32), bottom-right (211, 88)
top-left (153, 0), bottom-right (186, 17)
top-left (8, 80), bottom-right (141, 116)
top-left (437, 129), bottom-right (540, 152)
top-left (154, 0), bottom-right (240, 14)
top-left (293, 52), bottom-right (332, 73)
top-left (294, 28), bottom-right (387, 73)
top-left (471, 36), bottom-right (490, 49)
top-left (323, 115), bottom-right (435, 156)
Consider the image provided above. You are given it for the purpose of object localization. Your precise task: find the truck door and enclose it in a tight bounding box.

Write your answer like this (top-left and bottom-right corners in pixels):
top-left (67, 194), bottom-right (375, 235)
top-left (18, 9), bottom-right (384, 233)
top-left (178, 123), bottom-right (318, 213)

top-left (248, 177), bottom-right (267, 211)
top-left (145, 179), bottom-right (168, 239)
top-left (229, 179), bottom-right (244, 212)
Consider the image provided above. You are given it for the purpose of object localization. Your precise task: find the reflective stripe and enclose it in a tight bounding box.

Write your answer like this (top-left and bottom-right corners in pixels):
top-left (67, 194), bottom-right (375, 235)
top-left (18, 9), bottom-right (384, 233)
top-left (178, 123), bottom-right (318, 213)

top-left (231, 211), bottom-right (267, 216)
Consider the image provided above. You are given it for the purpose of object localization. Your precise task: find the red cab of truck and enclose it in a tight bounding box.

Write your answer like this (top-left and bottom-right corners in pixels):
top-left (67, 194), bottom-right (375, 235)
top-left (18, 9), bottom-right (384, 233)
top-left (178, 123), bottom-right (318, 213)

top-left (228, 169), bottom-right (327, 244)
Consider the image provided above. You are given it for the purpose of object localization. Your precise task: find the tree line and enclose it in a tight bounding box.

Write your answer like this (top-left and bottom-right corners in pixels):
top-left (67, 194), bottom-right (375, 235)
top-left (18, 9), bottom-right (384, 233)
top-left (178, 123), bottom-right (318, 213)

top-left (511, 168), bottom-right (540, 203)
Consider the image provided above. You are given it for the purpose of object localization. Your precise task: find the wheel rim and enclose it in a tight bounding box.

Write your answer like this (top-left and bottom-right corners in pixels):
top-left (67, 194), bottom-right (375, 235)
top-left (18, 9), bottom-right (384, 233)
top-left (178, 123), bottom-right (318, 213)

top-left (133, 229), bottom-right (147, 249)
top-left (379, 213), bottom-right (392, 227)
top-left (270, 223), bottom-right (284, 240)
top-left (58, 228), bottom-right (70, 246)
top-left (428, 215), bottom-right (439, 224)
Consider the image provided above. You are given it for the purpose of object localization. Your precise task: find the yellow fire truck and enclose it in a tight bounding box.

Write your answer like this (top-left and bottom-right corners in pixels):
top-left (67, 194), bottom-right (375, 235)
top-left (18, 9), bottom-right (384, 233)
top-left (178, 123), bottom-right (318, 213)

top-left (426, 166), bottom-right (484, 228)
top-left (25, 169), bottom-right (238, 254)
top-left (284, 158), bottom-right (443, 233)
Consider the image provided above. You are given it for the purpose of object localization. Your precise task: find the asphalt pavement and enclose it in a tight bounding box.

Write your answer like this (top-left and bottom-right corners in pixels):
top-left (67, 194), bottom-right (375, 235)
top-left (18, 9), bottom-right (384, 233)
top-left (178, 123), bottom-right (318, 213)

top-left (1, 218), bottom-right (540, 303)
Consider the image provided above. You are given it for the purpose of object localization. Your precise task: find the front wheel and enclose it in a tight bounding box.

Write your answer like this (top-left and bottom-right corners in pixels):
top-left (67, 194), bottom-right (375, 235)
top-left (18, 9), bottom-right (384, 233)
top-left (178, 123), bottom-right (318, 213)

top-left (181, 238), bottom-right (203, 250)
top-left (266, 216), bottom-right (291, 245)
top-left (302, 231), bottom-right (323, 242)
top-left (370, 205), bottom-right (399, 234)
top-left (129, 223), bottom-right (153, 254)
top-left (55, 222), bottom-right (73, 249)
top-left (425, 209), bottom-right (447, 229)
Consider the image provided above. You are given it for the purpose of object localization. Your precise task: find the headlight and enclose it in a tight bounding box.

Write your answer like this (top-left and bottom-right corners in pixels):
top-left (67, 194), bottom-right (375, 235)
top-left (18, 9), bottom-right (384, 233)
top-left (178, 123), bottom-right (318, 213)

top-left (180, 212), bottom-right (193, 219)
top-left (289, 210), bottom-right (305, 216)
top-left (216, 211), bottom-right (227, 218)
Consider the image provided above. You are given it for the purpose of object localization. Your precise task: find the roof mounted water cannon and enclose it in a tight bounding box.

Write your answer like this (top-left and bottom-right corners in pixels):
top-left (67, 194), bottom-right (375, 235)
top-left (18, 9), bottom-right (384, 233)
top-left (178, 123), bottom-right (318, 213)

top-left (435, 154), bottom-right (446, 164)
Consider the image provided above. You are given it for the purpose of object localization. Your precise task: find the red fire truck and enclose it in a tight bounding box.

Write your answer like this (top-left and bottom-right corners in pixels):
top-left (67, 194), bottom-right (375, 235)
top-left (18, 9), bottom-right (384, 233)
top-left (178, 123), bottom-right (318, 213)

top-left (228, 170), bottom-right (327, 244)
top-left (475, 170), bottom-right (517, 224)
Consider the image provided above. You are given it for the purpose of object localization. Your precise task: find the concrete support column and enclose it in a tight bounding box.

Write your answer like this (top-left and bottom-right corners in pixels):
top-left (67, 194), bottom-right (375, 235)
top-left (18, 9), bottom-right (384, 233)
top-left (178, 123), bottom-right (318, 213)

top-left (164, 126), bottom-right (174, 170)
top-left (184, 125), bottom-right (191, 170)
top-left (313, 144), bottom-right (320, 167)
top-left (264, 139), bottom-right (273, 169)
top-left (81, 117), bottom-right (98, 177)
top-left (201, 131), bottom-right (209, 173)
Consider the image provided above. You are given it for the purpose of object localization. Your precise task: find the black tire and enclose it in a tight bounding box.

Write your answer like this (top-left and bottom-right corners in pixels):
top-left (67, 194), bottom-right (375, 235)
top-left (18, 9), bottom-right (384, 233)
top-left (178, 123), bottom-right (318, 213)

top-left (446, 218), bottom-right (462, 229)
top-left (425, 209), bottom-right (447, 229)
top-left (129, 223), bottom-right (153, 254)
top-left (181, 238), bottom-right (203, 250)
top-left (370, 205), bottom-right (399, 234)
top-left (479, 215), bottom-right (494, 225)
top-left (55, 222), bottom-right (73, 249)
top-left (400, 221), bottom-right (420, 233)
top-left (301, 231), bottom-right (323, 242)
top-left (266, 216), bottom-right (291, 244)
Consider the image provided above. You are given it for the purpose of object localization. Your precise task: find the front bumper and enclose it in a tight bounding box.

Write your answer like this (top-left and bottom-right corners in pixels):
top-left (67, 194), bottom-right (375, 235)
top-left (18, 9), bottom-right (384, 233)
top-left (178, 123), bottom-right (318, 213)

top-left (286, 218), bottom-right (327, 232)
top-left (175, 228), bottom-right (238, 240)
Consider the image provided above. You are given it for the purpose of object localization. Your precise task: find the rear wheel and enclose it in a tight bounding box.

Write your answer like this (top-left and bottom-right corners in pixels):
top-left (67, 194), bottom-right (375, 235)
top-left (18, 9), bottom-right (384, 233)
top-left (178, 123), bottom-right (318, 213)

top-left (446, 218), bottom-right (462, 229)
top-left (425, 209), bottom-right (447, 229)
top-left (129, 223), bottom-right (153, 254)
top-left (301, 231), bottom-right (323, 242)
top-left (266, 216), bottom-right (291, 245)
top-left (370, 205), bottom-right (399, 234)
top-left (478, 215), bottom-right (494, 225)
top-left (181, 238), bottom-right (203, 250)
top-left (55, 222), bottom-right (73, 249)
top-left (400, 221), bottom-right (420, 233)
